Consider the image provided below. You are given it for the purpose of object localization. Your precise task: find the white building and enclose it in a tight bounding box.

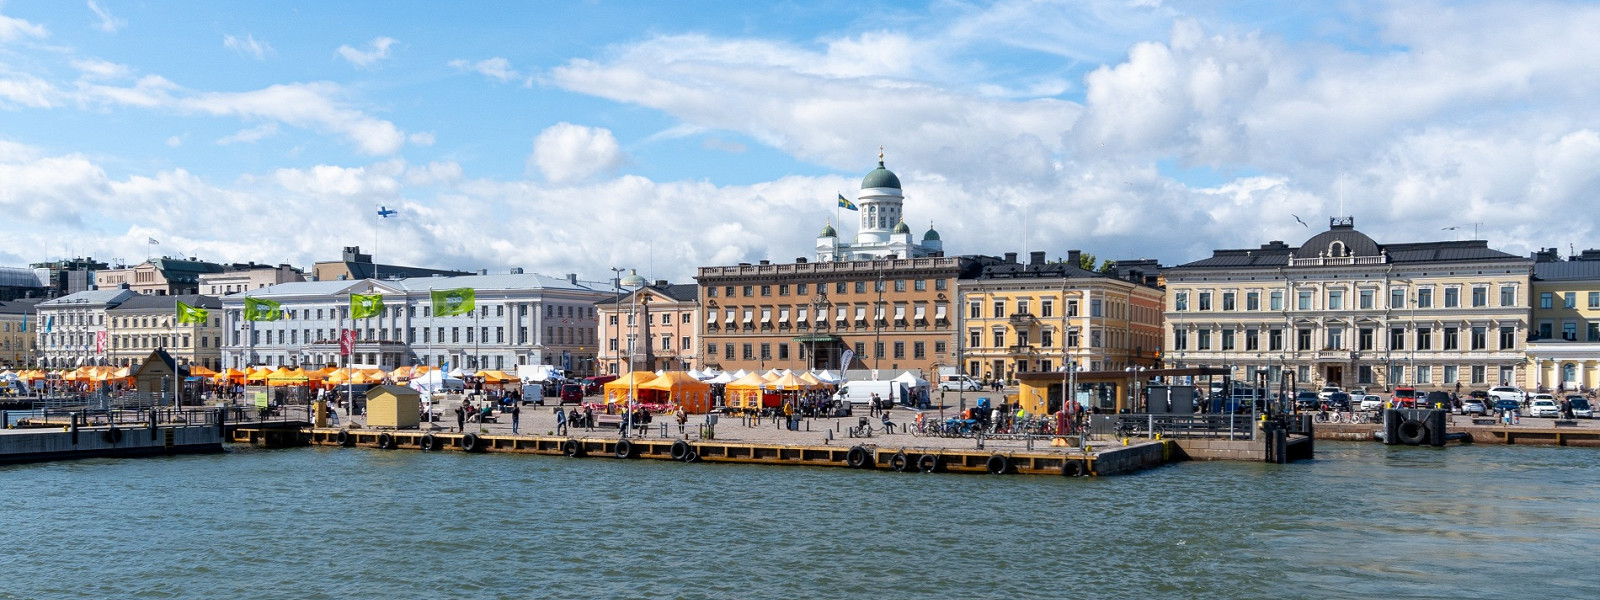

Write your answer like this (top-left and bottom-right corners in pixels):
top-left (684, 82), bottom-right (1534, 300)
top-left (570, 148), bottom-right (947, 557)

top-left (220, 272), bottom-right (612, 374)
top-left (34, 288), bottom-right (137, 367)
top-left (817, 151), bottom-right (943, 262)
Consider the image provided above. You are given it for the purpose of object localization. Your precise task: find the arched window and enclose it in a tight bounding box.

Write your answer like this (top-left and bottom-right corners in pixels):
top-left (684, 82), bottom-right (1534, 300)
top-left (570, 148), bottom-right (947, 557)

top-left (1329, 241), bottom-right (1346, 256)
top-left (1563, 362), bottom-right (1577, 383)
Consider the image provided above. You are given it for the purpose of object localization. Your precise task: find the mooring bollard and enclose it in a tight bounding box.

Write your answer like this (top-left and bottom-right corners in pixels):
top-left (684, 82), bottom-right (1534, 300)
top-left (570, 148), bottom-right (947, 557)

top-left (824, 429), bottom-right (833, 444)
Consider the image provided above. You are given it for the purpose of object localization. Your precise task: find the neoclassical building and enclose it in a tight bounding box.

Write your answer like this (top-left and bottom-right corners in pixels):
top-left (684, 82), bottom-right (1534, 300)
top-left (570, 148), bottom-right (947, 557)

top-left (596, 278), bottom-right (701, 375)
top-left (1525, 248), bottom-right (1600, 391)
top-left (817, 152), bottom-right (943, 262)
top-left (1163, 217), bottom-right (1532, 392)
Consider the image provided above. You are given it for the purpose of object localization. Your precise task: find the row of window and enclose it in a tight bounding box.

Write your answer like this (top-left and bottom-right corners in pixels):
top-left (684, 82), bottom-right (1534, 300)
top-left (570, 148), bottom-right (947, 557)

top-left (229, 325), bottom-right (595, 347)
top-left (1175, 285), bottom-right (1519, 312)
top-left (705, 340), bottom-right (947, 361)
top-left (236, 303), bottom-right (593, 322)
top-left (606, 312), bottom-right (693, 326)
top-left (607, 336), bottom-right (695, 352)
top-left (1540, 291), bottom-right (1600, 310)
top-left (1174, 326), bottom-right (1518, 352)
top-left (112, 335), bottom-right (220, 349)
top-left (706, 304), bottom-right (949, 326)
top-left (1251, 364), bottom-right (1515, 387)
top-left (704, 279), bottom-right (949, 299)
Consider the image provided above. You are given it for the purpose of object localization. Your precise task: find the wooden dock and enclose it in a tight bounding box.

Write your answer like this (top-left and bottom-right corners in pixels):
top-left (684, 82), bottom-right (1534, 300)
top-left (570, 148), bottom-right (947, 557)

top-left (232, 427), bottom-right (1173, 476)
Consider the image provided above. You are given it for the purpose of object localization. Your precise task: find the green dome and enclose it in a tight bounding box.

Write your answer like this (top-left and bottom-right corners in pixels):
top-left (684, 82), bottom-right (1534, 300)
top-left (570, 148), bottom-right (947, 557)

top-left (892, 220), bottom-right (911, 234)
top-left (819, 222), bottom-right (838, 238)
top-left (923, 227), bottom-right (940, 241)
top-left (861, 161), bottom-right (901, 190)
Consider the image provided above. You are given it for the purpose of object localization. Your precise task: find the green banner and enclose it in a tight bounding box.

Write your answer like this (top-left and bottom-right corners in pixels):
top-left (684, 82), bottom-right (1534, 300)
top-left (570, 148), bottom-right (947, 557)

top-left (243, 297), bottom-right (283, 322)
top-left (176, 301), bottom-right (209, 325)
top-left (431, 287), bottom-right (475, 317)
top-left (350, 293), bottom-right (384, 320)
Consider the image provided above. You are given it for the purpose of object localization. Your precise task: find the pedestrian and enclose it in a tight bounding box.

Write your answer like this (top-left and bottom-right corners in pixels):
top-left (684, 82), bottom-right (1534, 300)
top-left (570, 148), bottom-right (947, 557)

top-left (555, 406), bottom-right (568, 436)
top-left (455, 403), bottom-right (465, 433)
top-left (675, 405), bottom-right (687, 435)
top-left (510, 403), bottom-right (521, 434)
top-left (583, 404), bottom-right (594, 431)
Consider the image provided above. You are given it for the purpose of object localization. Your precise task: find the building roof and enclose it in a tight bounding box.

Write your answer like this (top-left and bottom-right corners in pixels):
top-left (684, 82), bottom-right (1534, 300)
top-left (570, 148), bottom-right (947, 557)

top-left (0, 299), bottom-right (41, 315)
top-left (342, 262), bottom-right (469, 280)
top-left (37, 288), bottom-right (136, 307)
top-left (1534, 260), bottom-right (1600, 281)
top-left (244, 273), bottom-right (613, 299)
top-left (923, 226), bottom-right (940, 241)
top-left (1172, 218), bottom-right (1526, 271)
top-left (0, 266), bottom-right (45, 288)
top-left (107, 294), bottom-right (222, 312)
top-left (819, 222), bottom-right (837, 238)
top-left (150, 258), bottom-right (225, 284)
top-left (861, 160), bottom-right (901, 190)
top-left (595, 282), bottom-right (699, 306)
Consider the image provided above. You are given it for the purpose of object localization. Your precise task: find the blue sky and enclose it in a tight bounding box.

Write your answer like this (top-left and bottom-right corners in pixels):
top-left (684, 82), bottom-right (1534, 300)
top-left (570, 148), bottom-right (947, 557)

top-left (3, 1), bottom-right (1599, 281)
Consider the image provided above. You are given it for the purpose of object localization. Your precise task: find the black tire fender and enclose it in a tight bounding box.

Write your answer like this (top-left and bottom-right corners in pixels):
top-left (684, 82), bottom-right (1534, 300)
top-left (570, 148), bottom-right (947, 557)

top-left (1062, 459), bottom-right (1086, 477)
top-left (615, 438), bottom-right (634, 459)
top-left (462, 433), bottom-right (483, 452)
top-left (562, 438), bottom-right (584, 457)
top-left (888, 451), bottom-right (909, 472)
top-left (986, 453), bottom-right (1010, 475)
top-left (336, 430), bottom-right (352, 447)
top-left (377, 432), bottom-right (395, 449)
top-left (103, 427), bottom-right (122, 444)
top-left (419, 434), bottom-right (436, 451)
top-left (670, 439), bottom-right (691, 461)
top-left (917, 454), bottom-right (939, 473)
top-left (846, 445), bottom-right (870, 469)
top-left (1397, 419), bottom-right (1427, 446)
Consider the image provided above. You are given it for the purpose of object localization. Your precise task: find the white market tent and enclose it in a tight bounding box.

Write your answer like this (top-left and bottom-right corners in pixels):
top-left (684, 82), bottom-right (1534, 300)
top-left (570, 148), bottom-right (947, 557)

top-left (410, 370), bottom-right (466, 393)
top-left (516, 364), bottom-right (563, 382)
top-left (893, 371), bottom-right (929, 388)
top-left (707, 371), bottom-right (736, 384)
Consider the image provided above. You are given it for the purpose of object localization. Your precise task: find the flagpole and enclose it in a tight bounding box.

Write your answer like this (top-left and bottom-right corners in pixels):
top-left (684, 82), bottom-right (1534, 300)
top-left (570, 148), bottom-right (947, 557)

top-left (173, 301), bottom-right (181, 410)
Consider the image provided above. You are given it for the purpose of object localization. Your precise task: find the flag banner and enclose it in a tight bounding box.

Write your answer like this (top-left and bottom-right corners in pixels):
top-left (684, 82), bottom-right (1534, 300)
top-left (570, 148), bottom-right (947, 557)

top-left (21, 313), bottom-right (27, 332)
top-left (95, 330), bottom-right (107, 354)
top-left (431, 287), bottom-right (475, 317)
top-left (176, 301), bottom-right (209, 325)
top-left (45, 315), bottom-right (53, 333)
top-left (840, 349), bottom-right (854, 372)
top-left (350, 294), bottom-right (384, 320)
top-left (244, 297), bottom-right (284, 321)
top-left (837, 193), bottom-right (857, 211)
top-left (148, 238), bottom-right (159, 245)
top-left (339, 329), bottom-right (356, 355)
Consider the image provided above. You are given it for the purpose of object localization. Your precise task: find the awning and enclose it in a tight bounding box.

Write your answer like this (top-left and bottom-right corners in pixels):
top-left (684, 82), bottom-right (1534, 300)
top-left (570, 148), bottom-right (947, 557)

top-left (792, 334), bottom-right (842, 343)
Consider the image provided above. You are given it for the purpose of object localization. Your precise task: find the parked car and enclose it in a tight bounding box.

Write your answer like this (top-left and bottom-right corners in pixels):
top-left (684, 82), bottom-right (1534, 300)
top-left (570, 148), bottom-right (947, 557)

top-left (1568, 396), bottom-right (1593, 418)
top-left (1294, 390), bottom-right (1320, 410)
top-left (1422, 391), bottom-right (1454, 412)
top-left (938, 374), bottom-right (981, 392)
top-left (1359, 395), bottom-right (1383, 411)
top-left (1493, 398), bottom-right (1521, 414)
top-left (1488, 386), bottom-right (1527, 404)
top-left (1318, 386), bottom-right (1342, 401)
top-left (1461, 398), bottom-right (1488, 416)
top-left (558, 383), bottom-right (585, 404)
top-left (1468, 389), bottom-right (1490, 402)
top-left (1528, 398), bottom-right (1561, 418)
top-left (1326, 392), bottom-right (1352, 411)
top-left (1391, 386), bottom-right (1419, 408)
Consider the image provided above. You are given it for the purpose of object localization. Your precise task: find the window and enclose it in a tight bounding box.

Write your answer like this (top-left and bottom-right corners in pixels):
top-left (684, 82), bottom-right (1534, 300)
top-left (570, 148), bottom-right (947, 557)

top-left (969, 302), bottom-right (981, 319)
top-left (1500, 326), bottom-right (1517, 348)
top-left (1175, 292), bottom-right (1189, 311)
top-left (1389, 364), bottom-right (1404, 385)
top-left (1565, 292), bottom-right (1577, 309)
top-left (1540, 292), bottom-right (1553, 309)
top-left (893, 280), bottom-right (906, 292)
top-left (1041, 330), bottom-right (1053, 347)
top-left (935, 279), bottom-right (947, 291)
top-left (1067, 300), bottom-right (1079, 316)
top-left (1221, 329), bottom-right (1235, 350)
top-left (913, 342), bottom-right (925, 359)
top-left (934, 341), bottom-right (946, 354)
top-left (1245, 329), bottom-right (1259, 351)
top-left (1472, 365), bottom-right (1486, 384)
top-left (1417, 365), bottom-right (1432, 384)
top-left (893, 342), bottom-right (905, 359)
top-left (707, 287), bottom-right (717, 298)
top-left (875, 280), bottom-right (885, 293)
top-left (1297, 328), bottom-right (1311, 351)
top-left (760, 285), bottom-right (771, 297)
top-left (1539, 320), bottom-right (1553, 339)
top-left (1269, 329), bottom-right (1283, 351)
top-left (1040, 300), bottom-right (1054, 317)
top-left (1443, 288), bottom-right (1459, 308)
top-left (1443, 327), bottom-right (1458, 351)
top-left (1196, 329), bottom-right (1211, 350)
top-left (1472, 287), bottom-right (1487, 307)
top-left (874, 341), bottom-right (884, 358)
top-left (1416, 327), bottom-right (1431, 350)
top-left (1198, 292), bottom-right (1212, 311)
top-left (1391, 288), bottom-right (1405, 309)
top-left (778, 344), bottom-right (788, 360)
top-left (1563, 321), bottom-right (1578, 341)
top-left (1590, 323), bottom-right (1600, 343)
top-left (993, 330), bottom-right (1005, 347)
top-left (1358, 365), bottom-right (1374, 385)
top-left (1502, 286), bottom-right (1517, 307)
top-left (725, 344), bottom-right (734, 360)
top-left (743, 286), bottom-right (754, 297)
top-left (1328, 290), bottom-right (1343, 310)
top-left (1418, 288), bottom-right (1433, 308)
top-left (914, 280), bottom-right (926, 291)
top-left (1246, 292), bottom-right (1260, 311)
top-left (1297, 290), bottom-right (1312, 310)
top-left (1090, 299), bottom-right (1103, 317)
top-left (1326, 327), bottom-right (1342, 350)
top-left (1016, 299), bottom-right (1030, 315)
top-left (1389, 328), bottom-right (1405, 350)
top-left (970, 330), bottom-right (981, 348)
top-left (1359, 290), bottom-right (1374, 309)
top-left (778, 284), bottom-right (789, 296)
top-left (1174, 329), bottom-right (1188, 350)
top-left (1270, 291), bottom-right (1284, 311)
top-left (992, 300), bottom-right (1005, 318)
top-left (1359, 328), bottom-right (1374, 351)
top-left (1444, 365), bottom-right (1458, 384)
top-left (855, 281), bottom-right (866, 294)
top-left (743, 344), bottom-right (754, 360)
top-left (1471, 326), bottom-right (1487, 350)
top-left (1222, 292), bottom-right (1235, 311)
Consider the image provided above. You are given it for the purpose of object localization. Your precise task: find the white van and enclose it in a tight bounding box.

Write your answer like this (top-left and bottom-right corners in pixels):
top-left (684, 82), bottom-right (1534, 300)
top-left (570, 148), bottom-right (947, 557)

top-left (833, 380), bottom-right (907, 406)
top-left (938, 375), bottom-right (981, 392)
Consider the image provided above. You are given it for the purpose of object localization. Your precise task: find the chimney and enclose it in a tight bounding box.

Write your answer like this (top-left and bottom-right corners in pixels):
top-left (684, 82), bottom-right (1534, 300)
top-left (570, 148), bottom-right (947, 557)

top-left (1004, 252), bottom-right (1018, 264)
top-left (567, 273), bottom-right (578, 284)
top-left (759, 260), bottom-right (770, 265)
top-left (655, 279), bottom-right (668, 287)
top-left (1066, 250), bottom-right (1081, 267)
top-left (478, 269), bottom-right (488, 276)
top-left (1029, 251), bottom-right (1045, 266)
top-left (796, 257), bottom-right (808, 263)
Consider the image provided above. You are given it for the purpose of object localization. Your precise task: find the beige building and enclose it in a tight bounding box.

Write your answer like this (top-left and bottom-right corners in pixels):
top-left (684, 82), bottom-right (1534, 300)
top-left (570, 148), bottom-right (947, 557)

top-left (596, 279), bottom-right (700, 374)
top-left (1163, 218), bottom-right (1532, 393)
top-left (1525, 248), bottom-right (1600, 391)
top-left (34, 288), bottom-right (137, 367)
top-left (97, 257), bottom-right (224, 296)
top-left (200, 263), bottom-right (305, 296)
top-left (311, 246), bottom-right (467, 282)
top-left (0, 299), bottom-right (41, 368)
top-left (958, 251), bottom-right (1164, 382)
top-left (107, 295), bottom-right (224, 370)
top-left (696, 256), bottom-right (965, 375)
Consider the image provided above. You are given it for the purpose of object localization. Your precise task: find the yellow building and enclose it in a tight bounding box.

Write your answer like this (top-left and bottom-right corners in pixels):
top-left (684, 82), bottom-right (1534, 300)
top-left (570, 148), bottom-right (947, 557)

top-left (1163, 217), bottom-right (1532, 393)
top-left (957, 251), bottom-right (1164, 383)
top-left (0, 300), bottom-right (40, 368)
top-left (107, 295), bottom-right (224, 370)
top-left (1525, 249), bottom-right (1600, 391)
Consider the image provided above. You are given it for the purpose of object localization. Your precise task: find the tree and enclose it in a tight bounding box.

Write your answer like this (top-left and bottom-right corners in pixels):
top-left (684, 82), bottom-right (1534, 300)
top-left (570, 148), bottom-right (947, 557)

top-left (1098, 259), bottom-right (1117, 274)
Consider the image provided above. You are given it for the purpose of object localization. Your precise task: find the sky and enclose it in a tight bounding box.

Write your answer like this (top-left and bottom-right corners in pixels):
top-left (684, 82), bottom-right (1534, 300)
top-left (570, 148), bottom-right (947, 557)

top-left (3, 0), bottom-right (1599, 284)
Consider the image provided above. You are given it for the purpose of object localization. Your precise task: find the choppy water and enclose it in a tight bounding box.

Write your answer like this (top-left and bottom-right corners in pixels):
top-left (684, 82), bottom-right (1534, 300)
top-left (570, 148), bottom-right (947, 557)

top-left (3, 441), bottom-right (1596, 599)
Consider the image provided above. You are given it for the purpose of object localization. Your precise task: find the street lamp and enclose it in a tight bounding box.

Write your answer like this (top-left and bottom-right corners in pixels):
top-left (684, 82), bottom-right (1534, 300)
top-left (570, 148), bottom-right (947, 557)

top-left (620, 269), bottom-right (646, 439)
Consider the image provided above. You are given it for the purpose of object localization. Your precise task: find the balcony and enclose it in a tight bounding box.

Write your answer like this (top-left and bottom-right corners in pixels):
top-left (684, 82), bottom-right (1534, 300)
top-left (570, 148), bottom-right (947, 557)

top-left (1008, 312), bottom-right (1038, 327)
top-left (1006, 344), bottom-right (1038, 355)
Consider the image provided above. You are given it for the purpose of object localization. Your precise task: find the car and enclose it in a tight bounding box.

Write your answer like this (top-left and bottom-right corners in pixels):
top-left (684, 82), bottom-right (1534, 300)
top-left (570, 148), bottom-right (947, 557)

top-left (1391, 386), bottom-right (1419, 408)
top-left (558, 383), bottom-right (584, 404)
top-left (1493, 398), bottom-right (1521, 414)
top-left (1468, 390), bottom-right (1490, 401)
top-left (1568, 396), bottom-right (1593, 418)
top-left (938, 375), bottom-right (981, 392)
top-left (1294, 390), bottom-right (1320, 410)
top-left (1528, 398), bottom-right (1560, 418)
top-left (1488, 386), bottom-right (1527, 403)
top-left (1359, 395), bottom-right (1383, 411)
top-left (1421, 391), bottom-right (1453, 411)
top-left (1461, 398), bottom-right (1488, 416)
top-left (1325, 392), bottom-right (1352, 411)
top-left (1318, 386), bottom-right (1342, 401)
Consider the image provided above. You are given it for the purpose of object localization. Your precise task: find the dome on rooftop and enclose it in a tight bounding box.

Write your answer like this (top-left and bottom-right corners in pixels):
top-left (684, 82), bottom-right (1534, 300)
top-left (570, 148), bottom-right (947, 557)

top-left (923, 226), bottom-right (940, 241)
top-left (861, 150), bottom-right (901, 190)
top-left (819, 222), bottom-right (838, 238)
top-left (892, 220), bottom-right (911, 234)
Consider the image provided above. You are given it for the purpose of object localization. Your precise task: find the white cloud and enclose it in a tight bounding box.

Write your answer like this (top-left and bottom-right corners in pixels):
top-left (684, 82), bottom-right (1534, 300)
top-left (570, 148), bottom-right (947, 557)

top-left (0, 12), bottom-right (47, 42)
top-left (0, 74), bottom-right (57, 108)
top-left (217, 123), bottom-right (279, 145)
top-left (529, 123), bottom-right (624, 184)
top-left (165, 135), bottom-right (183, 147)
top-left (223, 34), bottom-right (272, 60)
top-left (408, 131), bottom-right (435, 147)
top-left (70, 58), bottom-right (131, 79)
top-left (87, 1), bottom-right (125, 33)
top-left (181, 82), bottom-right (406, 155)
top-left (449, 57), bottom-right (519, 82)
top-left (336, 37), bottom-right (397, 68)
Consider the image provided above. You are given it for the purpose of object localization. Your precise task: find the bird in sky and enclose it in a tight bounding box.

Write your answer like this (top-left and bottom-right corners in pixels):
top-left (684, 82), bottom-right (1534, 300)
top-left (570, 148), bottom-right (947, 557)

top-left (1292, 214), bottom-right (1308, 228)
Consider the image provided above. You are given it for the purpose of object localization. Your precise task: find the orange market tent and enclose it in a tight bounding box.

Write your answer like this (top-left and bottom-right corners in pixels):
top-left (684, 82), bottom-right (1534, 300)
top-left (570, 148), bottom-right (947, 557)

top-left (266, 368), bottom-right (311, 387)
top-left (349, 370), bottom-right (385, 385)
top-left (768, 372), bottom-right (815, 391)
top-left (474, 370), bottom-right (520, 386)
top-left (215, 368), bottom-right (246, 383)
top-left (637, 371), bottom-right (713, 413)
top-left (188, 365), bottom-right (217, 377)
top-left (244, 367), bottom-right (273, 383)
top-left (799, 372), bottom-right (825, 387)
top-left (390, 366), bottom-right (419, 382)
top-left (602, 371), bottom-right (658, 404)
top-left (724, 372), bottom-right (776, 409)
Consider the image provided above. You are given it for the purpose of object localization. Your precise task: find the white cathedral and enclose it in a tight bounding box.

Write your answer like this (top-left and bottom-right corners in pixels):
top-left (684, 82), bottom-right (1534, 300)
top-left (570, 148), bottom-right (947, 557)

top-left (817, 152), bottom-right (943, 262)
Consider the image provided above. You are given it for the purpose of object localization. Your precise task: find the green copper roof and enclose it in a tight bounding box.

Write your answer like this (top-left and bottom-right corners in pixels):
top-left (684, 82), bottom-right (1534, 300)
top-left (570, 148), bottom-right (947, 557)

top-left (892, 219), bottom-right (911, 234)
top-left (923, 227), bottom-right (940, 241)
top-left (819, 222), bottom-right (838, 238)
top-left (861, 161), bottom-right (901, 190)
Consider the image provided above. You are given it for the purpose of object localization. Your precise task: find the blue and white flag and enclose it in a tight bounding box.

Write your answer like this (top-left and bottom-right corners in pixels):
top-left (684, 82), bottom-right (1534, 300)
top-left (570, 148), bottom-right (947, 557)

top-left (840, 349), bottom-right (854, 372)
top-left (44, 315), bottom-right (53, 333)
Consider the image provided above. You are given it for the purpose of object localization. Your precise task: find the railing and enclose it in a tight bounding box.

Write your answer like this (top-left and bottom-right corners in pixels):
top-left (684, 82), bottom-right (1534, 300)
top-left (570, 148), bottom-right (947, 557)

top-left (1104, 413), bottom-right (1257, 439)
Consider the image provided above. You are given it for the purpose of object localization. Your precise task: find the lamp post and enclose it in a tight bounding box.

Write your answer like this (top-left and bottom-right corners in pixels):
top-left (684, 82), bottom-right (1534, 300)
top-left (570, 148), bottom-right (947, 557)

top-left (620, 269), bottom-right (645, 439)
top-left (810, 290), bottom-right (830, 372)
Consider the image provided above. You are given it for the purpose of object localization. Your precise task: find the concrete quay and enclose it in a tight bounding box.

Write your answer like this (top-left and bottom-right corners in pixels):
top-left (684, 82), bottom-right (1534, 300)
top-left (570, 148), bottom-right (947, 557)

top-left (1317, 415), bottom-right (1600, 446)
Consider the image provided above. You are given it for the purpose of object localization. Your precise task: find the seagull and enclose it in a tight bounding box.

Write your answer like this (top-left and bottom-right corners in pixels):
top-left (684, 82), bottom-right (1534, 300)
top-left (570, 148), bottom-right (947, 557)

top-left (1292, 214), bottom-right (1308, 228)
